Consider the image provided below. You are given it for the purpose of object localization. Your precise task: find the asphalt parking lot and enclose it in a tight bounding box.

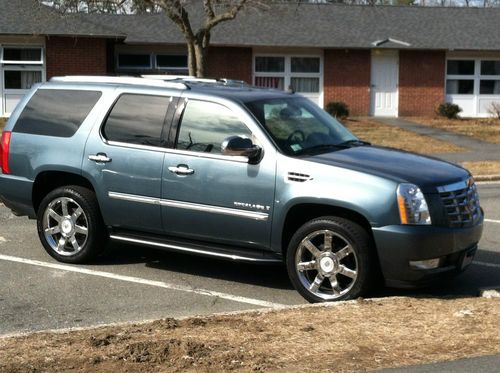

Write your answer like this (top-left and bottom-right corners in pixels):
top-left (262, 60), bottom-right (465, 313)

top-left (1, 183), bottom-right (499, 336)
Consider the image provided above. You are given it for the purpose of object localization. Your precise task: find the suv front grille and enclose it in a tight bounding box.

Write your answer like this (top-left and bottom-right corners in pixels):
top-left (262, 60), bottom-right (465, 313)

top-left (439, 180), bottom-right (481, 228)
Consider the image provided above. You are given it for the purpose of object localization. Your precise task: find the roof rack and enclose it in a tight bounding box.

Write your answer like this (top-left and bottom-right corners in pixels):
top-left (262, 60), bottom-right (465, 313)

top-left (50, 76), bottom-right (189, 90)
top-left (142, 75), bottom-right (249, 88)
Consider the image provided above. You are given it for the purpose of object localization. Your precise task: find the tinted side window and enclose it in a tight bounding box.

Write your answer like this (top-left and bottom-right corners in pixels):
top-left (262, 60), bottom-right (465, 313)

top-left (14, 89), bottom-right (102, 137)
top-left (177, 100), bottom-right (251, 154)
top-left (103, 94), bottom-right (170, 147)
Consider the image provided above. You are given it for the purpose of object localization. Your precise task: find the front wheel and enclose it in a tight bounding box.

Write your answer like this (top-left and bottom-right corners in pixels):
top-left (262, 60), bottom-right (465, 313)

top-left (37, 186), bottom-right (107, 263)
top-left (286, 216), bottom-right (376, 303)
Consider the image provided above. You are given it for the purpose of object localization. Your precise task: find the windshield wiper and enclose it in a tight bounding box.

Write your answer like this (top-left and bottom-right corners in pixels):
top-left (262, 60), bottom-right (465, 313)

top-left (294, 144), bottom-right (347, 155)
top-left (337, 139), bottom-right (371, 147)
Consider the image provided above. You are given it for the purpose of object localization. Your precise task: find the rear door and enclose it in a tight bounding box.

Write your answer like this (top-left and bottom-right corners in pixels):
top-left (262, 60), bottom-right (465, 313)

top-left (160, 98), bottom-right (277, 250)
top-left (83, 91), bottom-right (175, 234)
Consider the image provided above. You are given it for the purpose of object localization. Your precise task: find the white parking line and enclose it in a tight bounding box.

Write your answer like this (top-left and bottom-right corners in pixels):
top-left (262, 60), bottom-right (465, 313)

top-left (484, 219), bottom-right (500, 224)
top-left (0, 254), bottom-right (285, 309)
top-left (473, 261), bottom-right (500, 269)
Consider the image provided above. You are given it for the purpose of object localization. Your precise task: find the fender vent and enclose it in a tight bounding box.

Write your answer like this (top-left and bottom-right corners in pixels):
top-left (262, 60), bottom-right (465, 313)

top-left (287, 172), bottom-right (313, 183)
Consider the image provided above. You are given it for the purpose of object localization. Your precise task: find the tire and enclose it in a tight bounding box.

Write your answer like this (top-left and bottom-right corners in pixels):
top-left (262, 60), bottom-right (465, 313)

top-left (36, 185), bottom-right (107, 264)
top-left (286, 216), bottom-right (375, 303)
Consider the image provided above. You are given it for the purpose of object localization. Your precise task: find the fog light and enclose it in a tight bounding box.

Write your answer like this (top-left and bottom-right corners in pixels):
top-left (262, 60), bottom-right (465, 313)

top-left (409, 258), bottom-right (441, 270)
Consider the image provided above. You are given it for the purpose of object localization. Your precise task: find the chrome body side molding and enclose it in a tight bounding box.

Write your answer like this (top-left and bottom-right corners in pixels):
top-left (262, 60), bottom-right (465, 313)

top-left (108, 191), bottom-right (269, 221)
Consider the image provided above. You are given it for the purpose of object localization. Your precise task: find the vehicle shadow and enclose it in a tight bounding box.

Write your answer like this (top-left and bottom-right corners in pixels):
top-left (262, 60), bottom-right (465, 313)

top-left (96, 242), bottom-right (293, 291)
top-left (95, 242), bottom-right (500, 298)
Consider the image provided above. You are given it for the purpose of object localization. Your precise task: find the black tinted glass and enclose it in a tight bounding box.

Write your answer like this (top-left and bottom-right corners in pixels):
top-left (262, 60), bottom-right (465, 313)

top-left (291, 57), bottom-right (320, 73)
top-left (156, 55), bottom-right (188, 68)
top-left (3, 48), bottom-right (42, 62)
top-left (446, 80), bottom-right (474, 94)
top-left (103, 94), bottom-right (170, 147)
top-left (447, 60), bottom-right (474, 75)
top-left (118, 54), bottom-right (151, 68)
top-left (14, 89), bottom-right (102, 137)
top-left (481, 61), bottom-right (500, 76)
top-left (255, 57), bottom-right (285, 73)
top-left (177, 100), bottom-right (251, 154)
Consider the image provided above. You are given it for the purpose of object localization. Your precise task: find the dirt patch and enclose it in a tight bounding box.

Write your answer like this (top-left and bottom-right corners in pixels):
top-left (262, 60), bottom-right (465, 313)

top-left (0, 117), bottom-right (6, 132)
top-left (343, 118), bottom-right (464, 154)
top-left (409, 117), bottom-right (500, 144)
top-left (1, 297), bottom-right (499, 372)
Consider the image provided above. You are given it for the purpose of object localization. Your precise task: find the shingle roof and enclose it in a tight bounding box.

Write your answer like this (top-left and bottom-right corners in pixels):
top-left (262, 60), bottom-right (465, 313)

top-left (0, 0), bottom-right (123, 38)
top-left (1, 1), bottom-right (500, 50)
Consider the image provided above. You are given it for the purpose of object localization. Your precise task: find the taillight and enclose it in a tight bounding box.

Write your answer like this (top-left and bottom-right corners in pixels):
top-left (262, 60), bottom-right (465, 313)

top-left (0, 131), bottom-right (12, 174)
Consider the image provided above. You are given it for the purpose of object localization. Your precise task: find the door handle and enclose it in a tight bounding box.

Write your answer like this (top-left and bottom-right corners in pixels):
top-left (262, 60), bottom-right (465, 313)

top-left (89, 153), bottom-right (112, 163)
top-left (168, 164), bottom-right (194, 175)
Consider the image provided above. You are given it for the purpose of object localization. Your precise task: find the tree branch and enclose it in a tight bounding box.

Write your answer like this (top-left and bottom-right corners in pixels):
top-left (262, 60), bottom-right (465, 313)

top-left (204, 0), bottom-right (249, 30)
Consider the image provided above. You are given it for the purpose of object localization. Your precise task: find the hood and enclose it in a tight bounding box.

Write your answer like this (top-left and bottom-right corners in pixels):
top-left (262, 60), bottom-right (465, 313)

top-left (304, 146), bottom-right (470, 193)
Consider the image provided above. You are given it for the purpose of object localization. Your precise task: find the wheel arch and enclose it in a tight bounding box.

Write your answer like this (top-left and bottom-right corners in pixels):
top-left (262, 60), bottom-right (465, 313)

top-left (279, 202), bottom-right (375, 257)
top-left (32, 170), bottom-right (96, 213)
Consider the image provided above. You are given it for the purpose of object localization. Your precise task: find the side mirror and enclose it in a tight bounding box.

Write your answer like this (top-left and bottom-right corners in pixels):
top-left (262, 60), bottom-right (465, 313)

top-left (221, 136), bottom-right (262, 163)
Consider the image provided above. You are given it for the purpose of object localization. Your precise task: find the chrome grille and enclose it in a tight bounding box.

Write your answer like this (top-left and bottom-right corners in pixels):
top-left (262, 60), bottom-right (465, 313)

top-left (439, 180), bottom-right (481, 228)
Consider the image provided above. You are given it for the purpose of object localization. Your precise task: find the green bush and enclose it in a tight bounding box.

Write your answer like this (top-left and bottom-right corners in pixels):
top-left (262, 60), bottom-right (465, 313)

top-left (437, 103), bottom-right (462, 119)
top-left (325, 101), bottom-right (349, 119)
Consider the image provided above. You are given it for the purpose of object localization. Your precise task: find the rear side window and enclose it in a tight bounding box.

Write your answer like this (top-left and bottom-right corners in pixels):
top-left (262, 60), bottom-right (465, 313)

top-left (14, 89), bottom-right (102, 137)
top-left (102, 94), bottom-right (170, 147)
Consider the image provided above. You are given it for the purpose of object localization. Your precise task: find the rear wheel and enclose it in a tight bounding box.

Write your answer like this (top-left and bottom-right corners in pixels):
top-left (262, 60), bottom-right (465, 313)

top-left (286, 216), bottom-right (375, 303)
top-left (37, 186), bottom-right (107, 263)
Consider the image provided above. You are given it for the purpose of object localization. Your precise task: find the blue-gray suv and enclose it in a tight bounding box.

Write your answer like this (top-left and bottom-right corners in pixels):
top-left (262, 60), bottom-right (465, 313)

top-left (0, 76), bottom-right (483, 302)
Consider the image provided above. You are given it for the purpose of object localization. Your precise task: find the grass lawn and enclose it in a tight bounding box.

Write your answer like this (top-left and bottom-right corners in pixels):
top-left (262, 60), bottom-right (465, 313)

top-left (409, 117), bottom-right (500, 144)
top-left (342, 118), bottom-right (464, 154)
top-left (462, 161), bottom-right (500, 177)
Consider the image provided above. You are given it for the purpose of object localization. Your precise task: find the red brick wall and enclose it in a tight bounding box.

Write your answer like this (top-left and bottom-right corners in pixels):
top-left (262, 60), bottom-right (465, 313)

top-left (324, 49), bottom-right (371, 116)
top-left (206, 47), bottom-right (252, 83)
top-left (399, 50), bottom-right (445, 116)
top-left (46, 37), bottom-right (108, 79)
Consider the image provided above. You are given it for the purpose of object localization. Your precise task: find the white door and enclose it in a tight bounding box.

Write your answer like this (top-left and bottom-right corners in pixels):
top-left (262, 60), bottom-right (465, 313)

top-left (371, 51), bottom-right (399, 117)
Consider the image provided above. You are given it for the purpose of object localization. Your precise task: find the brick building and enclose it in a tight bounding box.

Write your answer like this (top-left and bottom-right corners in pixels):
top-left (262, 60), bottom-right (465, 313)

top-left (1, 0), bottom-right (499, 117)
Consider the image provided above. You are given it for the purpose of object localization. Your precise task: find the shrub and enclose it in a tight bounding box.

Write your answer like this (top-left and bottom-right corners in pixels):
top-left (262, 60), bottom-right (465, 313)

top-left (487, 101), bottom-right (500, 119)
top-left (437, 103), bottom-right (462, 119)
top-left (325, 101), bottom-right (349, 119)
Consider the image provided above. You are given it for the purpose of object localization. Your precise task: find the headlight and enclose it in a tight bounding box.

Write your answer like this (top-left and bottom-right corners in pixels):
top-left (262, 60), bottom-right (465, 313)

top-left (397, 183), bottom-right (431, 225)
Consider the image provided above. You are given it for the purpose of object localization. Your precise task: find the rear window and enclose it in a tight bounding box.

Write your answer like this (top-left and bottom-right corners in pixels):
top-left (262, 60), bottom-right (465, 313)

top-left (14, 89), bottom-right (102, 137)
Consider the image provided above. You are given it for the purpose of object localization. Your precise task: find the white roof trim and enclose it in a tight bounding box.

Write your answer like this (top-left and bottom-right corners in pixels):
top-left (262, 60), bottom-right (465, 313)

top-left (371, 38), bottom-right (411, 47)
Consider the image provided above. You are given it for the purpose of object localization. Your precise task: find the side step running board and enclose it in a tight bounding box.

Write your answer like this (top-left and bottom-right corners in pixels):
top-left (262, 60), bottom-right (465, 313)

top-left (110, 234), bottom-right (282, 263)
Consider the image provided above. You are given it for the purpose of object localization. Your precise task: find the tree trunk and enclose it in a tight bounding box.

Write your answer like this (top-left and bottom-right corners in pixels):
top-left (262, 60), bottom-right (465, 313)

top-left (194, 43), bottom-right (208, 78)
top-left (187, 39), bottom-right (197, 77)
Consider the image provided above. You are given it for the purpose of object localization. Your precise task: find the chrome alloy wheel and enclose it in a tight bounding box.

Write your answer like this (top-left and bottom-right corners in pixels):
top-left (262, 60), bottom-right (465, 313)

top-left (42, 197), bottom-right (89, 256)
top-left (295, 229), bottom-right (358, 300)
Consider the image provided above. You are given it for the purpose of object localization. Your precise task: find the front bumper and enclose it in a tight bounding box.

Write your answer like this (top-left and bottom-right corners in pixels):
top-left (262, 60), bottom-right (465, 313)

top-left (372, 213), bottom-right (483, 288)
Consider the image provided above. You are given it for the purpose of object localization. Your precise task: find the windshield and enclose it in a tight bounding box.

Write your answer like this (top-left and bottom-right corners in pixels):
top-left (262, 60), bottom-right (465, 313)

top-left (245, 97), bottom-right (358, 156)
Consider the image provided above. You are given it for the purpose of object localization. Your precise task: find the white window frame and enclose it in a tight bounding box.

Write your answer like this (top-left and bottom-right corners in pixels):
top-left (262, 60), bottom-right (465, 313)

top-left (155, 53), bottom-right (188, 72)
top-left (445, 57), bottom-right (500, 117)
top-left (1, 44), bottom-right (45, 117)
top-left (253, 53), bottom-right (324, 107)
top-left (0, 45), bottom-right (44, 65)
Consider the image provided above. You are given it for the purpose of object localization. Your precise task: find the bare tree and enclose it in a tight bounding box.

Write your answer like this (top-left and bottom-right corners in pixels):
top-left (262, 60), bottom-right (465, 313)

top-left (141, 1), bottom-right (259, 77)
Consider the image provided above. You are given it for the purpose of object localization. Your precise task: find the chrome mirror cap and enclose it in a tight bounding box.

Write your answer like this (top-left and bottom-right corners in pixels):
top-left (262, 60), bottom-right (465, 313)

top-left (221, 135), bottom-right (262, 163)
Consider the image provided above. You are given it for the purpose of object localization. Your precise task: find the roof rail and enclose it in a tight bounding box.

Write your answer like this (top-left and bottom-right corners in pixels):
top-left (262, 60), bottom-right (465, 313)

top-left (142, 75), bottom-right (249, 88)
top-left (142, 75), bottom-right (218, 84)
top-left (50, 76), bottom-right (189, 90)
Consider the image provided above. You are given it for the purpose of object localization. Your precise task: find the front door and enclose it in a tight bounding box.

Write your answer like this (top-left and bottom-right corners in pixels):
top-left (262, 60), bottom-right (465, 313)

top-left (161, 99), bottom-right (276, 251)
top-left (371, 51), bottom-right (399, 117)
top-left (83, 92), bottom-right (173, 234)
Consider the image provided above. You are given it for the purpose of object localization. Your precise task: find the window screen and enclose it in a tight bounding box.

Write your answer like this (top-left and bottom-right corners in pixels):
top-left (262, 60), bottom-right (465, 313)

top-left (103, 94), bottom-right (170, 147)
top-left (177, 100), bottom-right (251, 154)
top-left (14, 89), bottom-right (102, 137)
